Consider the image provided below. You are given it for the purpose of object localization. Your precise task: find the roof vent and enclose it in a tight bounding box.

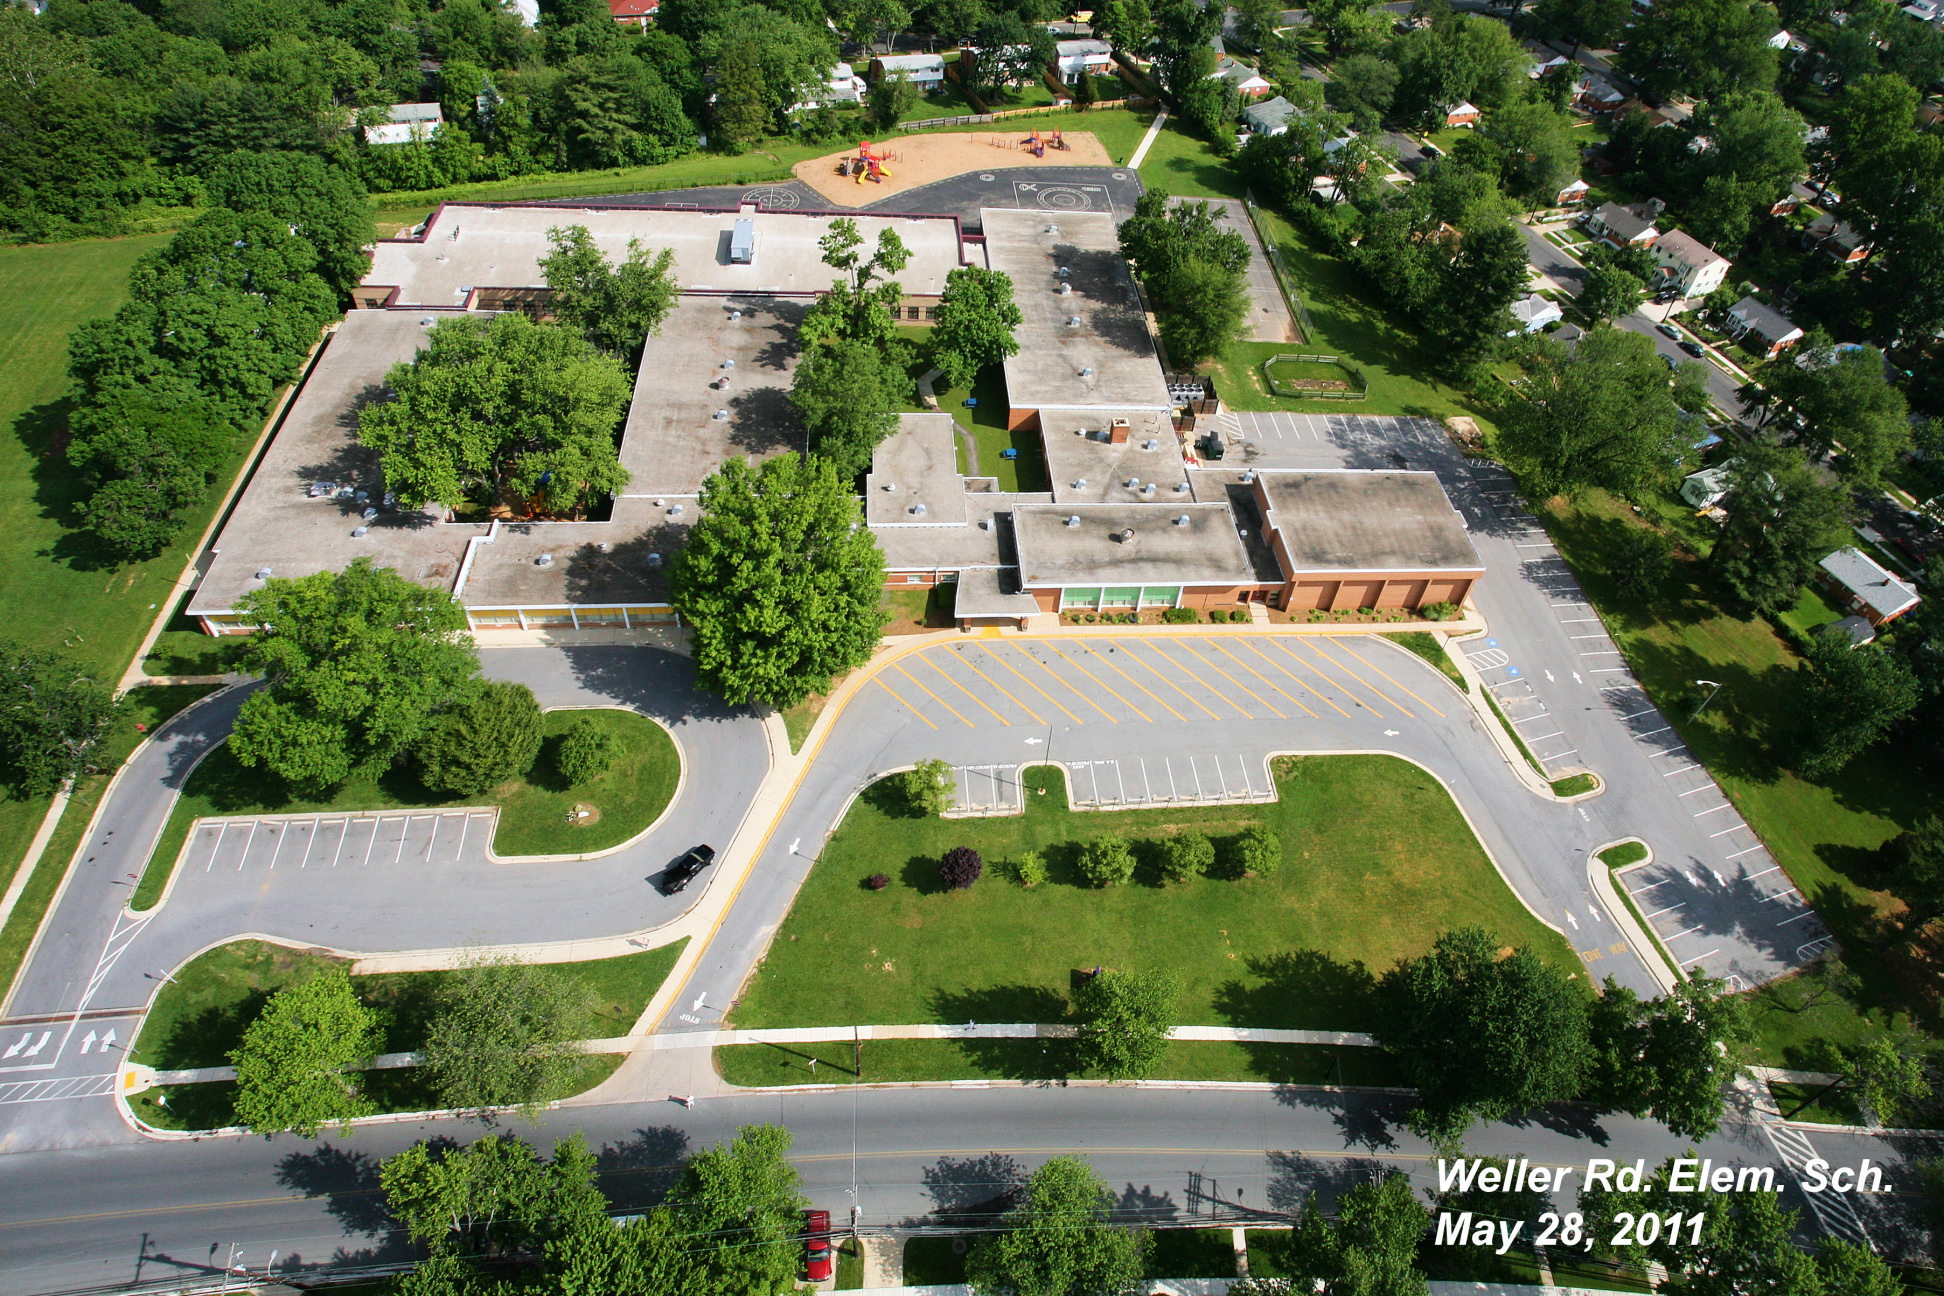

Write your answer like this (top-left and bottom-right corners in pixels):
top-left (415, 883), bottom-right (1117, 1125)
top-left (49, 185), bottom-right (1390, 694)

top-left (352, 526), bottom-right (369, 538)
top-left (1142, 439), bottom-right (1157, 450)
top-left (722, 358), bottom-right (737, 369)
top-left (1067, 316), bottom-right (1082, 327)
top-left (1174, 514), bottom-right (1191, 526)
top-left (1080, 366), bottom-right (1095, 378)
top-left (1056, 266), bottom-right (1070, 278)
top-left (1242, 469), bottom-right (1257, 483)
top-left (669, 503), bottom-right (684, 516)
top-left (714, 409), bottom-right (729, 420)
top-left (1117, 527), bottom-right (1136, 543)
top-left (597, 541), bottom-right (610, 553)
top-left (419, 317), bottom-right (434, 326)
top-left (1046, 223), bottom-right (1060, 235)
top-left (1057, 282), bottom-right (1072, 296)
top-left (910, 503), bottom-right (926, 515)
top-left (1065, 515), bottom-right (1081, 527)
top-left (535, 553), bottom-right (554, 568)
top-left (1073, 478), bottom-right (1087, 488)
top-left (363, 507), bottom-right (379, 520)
top-left (647, 552), bottom-right (662, 567)
top-left (729, 310), bottom-right (742, 320)
top-left (1124, 477), bottom-right (1140, 488)
top-left (1142, 483), bottom-right (1156, 495)
top-left (254, 567), bottom-right (273, 580)
top-left (1174, 482), bottom-right (1190, 494)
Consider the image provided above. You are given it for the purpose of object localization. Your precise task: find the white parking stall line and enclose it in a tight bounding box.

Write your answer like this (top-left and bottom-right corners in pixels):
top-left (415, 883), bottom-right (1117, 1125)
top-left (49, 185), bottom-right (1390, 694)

top-left (1580, 650), bottom-right (1625, 656)
top-left (1515, 543), bottom-right (1555, 549)
top-left (1637, 725), bottom-right (1672, 737)
top-left (238, 819), bottom-right (258, 870)
top-left (1725, 845), bottom-right (1766, 859)
top-left (1666, 925), bottom-right (1705, 940)
top-left (1688, 948), bottom-right (1721, 963)
top-left (1646, 904), bottom-right (1685, 918)
top-left (1747, 865), bottom-right (1782, 880)
top-left (1709, 825), bottom-right (1749, 838)
top-left (1527, 732), bottom-right (1567, 742)
top-left (1558, 618), bottom-right (1601, 624)
top-left (1693, 804), bottom-right (1734, 816)
top-left (1662, 764), bottom-right (1700, 777)
top-left (1776, 910), bottom-right (1818, 926)
top-left (1621, 707), bottom-right (1658, 720)
top-left (203, 821), bottom-right (227, 872)
top-left (1568, 634), bottom-right (1610, 640)
top-left (1512, 712), bottom-right (1553, 723)
top-left (1545, 748), bottom-right (1578, 759)
top-left (1588, 668), bottom-right (1631, 674)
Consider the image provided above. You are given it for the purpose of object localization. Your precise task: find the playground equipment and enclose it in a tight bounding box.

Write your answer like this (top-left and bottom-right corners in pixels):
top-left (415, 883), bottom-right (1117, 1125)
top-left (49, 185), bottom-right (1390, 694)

top-left (1049, 128), bottom-right (1070, 151)
top-left (852, 139), bottom-right (894, 184)
top-left (1023, 129), bottom-right (1045, 157)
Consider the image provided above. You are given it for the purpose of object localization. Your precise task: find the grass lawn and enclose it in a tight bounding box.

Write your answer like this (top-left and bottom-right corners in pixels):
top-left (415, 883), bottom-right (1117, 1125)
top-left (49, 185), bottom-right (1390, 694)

top-left (715, 1037), bottom-right (1402, 1087)
top-left (1529, 486), bottom-right (1943, 1063)
top-left (126, 936), bottom-right (683, 1130)
top-left (728, 758), bottom-right (1580, 1042)
top-left (141, 625), bottom-right (249, 676)
top-left (1135, 118), bottom-right (1245, 200)
top-left (932, 365), bottom-right (1049, 492)
top-left (0, 685), bottom-right (220, 1005)
top-left (131, 708), bottom-right (680, 909)
top-left (835, 1237), bottom-right (865, 1289)
top-left (1599, 841), bottom-right (1649, 869)
top-left (1210, 208), bottom-right (1498, 431)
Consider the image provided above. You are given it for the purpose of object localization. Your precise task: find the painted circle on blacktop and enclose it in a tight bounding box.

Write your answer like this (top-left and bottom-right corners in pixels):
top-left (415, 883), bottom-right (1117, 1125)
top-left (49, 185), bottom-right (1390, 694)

top-left (980, 173), bottom-right (997, 181)
top-left (740, 187), bottom-right (801, 210)
top-left (1036, 186), bottom-right (1095, 210)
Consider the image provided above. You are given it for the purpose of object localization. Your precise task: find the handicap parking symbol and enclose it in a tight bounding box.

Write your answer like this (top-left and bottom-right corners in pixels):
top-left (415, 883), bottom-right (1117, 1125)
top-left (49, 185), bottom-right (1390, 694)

top-left (1507, 667), bottom-right (1521, 677)
top-left (1486, 638), bottom-right (1499, 647)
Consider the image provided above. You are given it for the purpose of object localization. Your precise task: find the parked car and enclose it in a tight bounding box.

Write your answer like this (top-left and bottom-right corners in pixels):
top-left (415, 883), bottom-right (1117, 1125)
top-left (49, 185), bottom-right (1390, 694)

top-left (1679, 339), bottom-right (1705, 358)
top-left (805, 1210), bottom-right (832, 1282)
top-left (1656, 322), bottom-right (1682, 340)
top-left (662, 845), bottom-right (715, 893)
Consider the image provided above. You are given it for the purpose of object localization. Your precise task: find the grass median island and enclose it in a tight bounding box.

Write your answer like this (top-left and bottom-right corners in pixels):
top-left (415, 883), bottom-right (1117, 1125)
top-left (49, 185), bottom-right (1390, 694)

top-left (1384, 632), bottom-right (1469, 692)
top-left (127, 936), bottom-right (685, 1130)
top-left (721, 758), bottom-right (1577, 1085)
top-left (131, 707), bottom-right (680, 909)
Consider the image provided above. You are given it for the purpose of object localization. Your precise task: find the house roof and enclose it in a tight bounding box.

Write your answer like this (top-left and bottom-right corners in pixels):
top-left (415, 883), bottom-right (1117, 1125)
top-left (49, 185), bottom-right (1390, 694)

top-left (1654, 228), bottom-right (1725, 270)
top-left (1446, 101), bottom-right (1480, 116)
top-left (1590, 201), bottom-right (1658, 242)
top-left (1242, 95), bottom-right (1297, 129)
top-left (1728, 296), bottom-right (1801, 343)
top-left (1056, 38), bottom-right (1112, 57)
top-left (386, 102), bottom-right (443, 123)
top-left (1819, 547), bottom-right (1921, 620)
top-left (874, 53), bottom-right (945, 72)
top-left (608, 0), bottom-right (657, 16)
top-left (1510, 295), bottom-right (1563, 324)
top-left (1557, 178), bottom-right (1591, 196)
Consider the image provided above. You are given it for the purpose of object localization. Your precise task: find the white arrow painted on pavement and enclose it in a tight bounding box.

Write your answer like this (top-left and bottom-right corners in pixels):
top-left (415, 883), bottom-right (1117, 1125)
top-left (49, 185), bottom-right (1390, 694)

top-left (788, 838), bottom-right (801, 855)
top-left (101, 1029), bottom-right (116, 1050)
top-left (22, 1032), bottom-right (49, 1057)
top-left (1565, 912), bottom-right (1579, 930)
top-left (1589, 906), bottom-right (1604, 923)
top-left (79, 1031), bottom-right (96, 1055)
top-left (1383, 729), bottom-right (1399, 737)
top-left (1572, 671), bottom-right (1582, 684)
top-left (1024, 737), bottom-right (1043, 745)
top-left (692, 992), bottom-right (707, 1013)
top-left (2, 1033), bottom-right (26, 1058)
top-left (1545, 670), bottom-right (1555, 682)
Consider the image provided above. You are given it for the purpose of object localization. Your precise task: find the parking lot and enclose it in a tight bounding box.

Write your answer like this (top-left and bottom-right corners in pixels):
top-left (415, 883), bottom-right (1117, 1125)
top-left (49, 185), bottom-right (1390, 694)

top-left (179, 808), bottom-right (499, 879)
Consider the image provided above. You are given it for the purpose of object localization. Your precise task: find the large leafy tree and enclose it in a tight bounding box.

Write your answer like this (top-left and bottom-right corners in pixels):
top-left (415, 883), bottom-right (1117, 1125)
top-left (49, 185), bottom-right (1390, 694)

top-left (358, 313), bottom-right (632, 516)
top-left (203, 150), bottom-right (375, 300)
top-left (789, 338), bottom-right (905, 479)
top-left (670, 455), bottom-right (888, 710)
top-left (539, 224), bottom-right (678, 361)
top-left (664, 1124), bottom-right (808, 1296)
top-left (1073, 967), bottom-right (1180, 1079)
top-left (1282, 1175), bottom-right (1429, 1296)
top-left (415, 680), bottom-right (545, 797)
top-left (1393, 14), bottom-right (1532, 125)
top-left (229, 559), bottom-right (480, 796)
top-left (929, 267), bottom-right (1022, 389)
top-left (0, 642), bottom-right (118, 797)
top-left (1533, 0), bottom-right (1633, 52)
top-left (711, 38), bottom-right (772, 145)
top-left (1677, 91), bottom-right (1806, 250)
top-left (1119, 190), bottom-right (1252, 366)
top-left (381, 1133), bottom-right (605, 1258)
top-left (1796, 631), bottom-right (1919, 777)
top-left (1752, 344), bottom-right (1909, 486)
top-left (1709, 440), bottom-right (1850, 615)
top-left (1373, 926), bottom-right (1592, 1146)
top-left (801, 217), bottom-right (911, 350)
top-left (1619, 0), bottom-right (1781, 101)
top-left (1578, 262), bottom-right (1647, 323)
top-left (1498, 327), bottom-right (1708, 501)
top-left (1479, 100), bottom-right (1578, 204)
top-left (548, 1206), bottom-right (692, 1296)
top-left (423, 951), bottom-right (598, 1116)
top-left (0, 9), bottom-right (150, 240)
top-left (1584, 975), bottom-right (1752, 1138)
top-left (966, 1156), bottom-right (1147, 1296)
top-left (230, 969), bottom-right (382, 1138)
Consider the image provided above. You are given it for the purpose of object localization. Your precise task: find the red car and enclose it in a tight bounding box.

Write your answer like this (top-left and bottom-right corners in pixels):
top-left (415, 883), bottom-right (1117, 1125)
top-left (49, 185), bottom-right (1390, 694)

top-left (804, 1209), bottom-right (832, 1282)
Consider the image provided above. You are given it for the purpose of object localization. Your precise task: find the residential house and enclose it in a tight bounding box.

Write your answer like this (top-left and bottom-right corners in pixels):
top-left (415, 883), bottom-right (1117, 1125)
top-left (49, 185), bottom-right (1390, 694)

top-left (1918, 99), bottom-right (1944, 128)
top-left (1680, 466), bottom-right (1733, 509)
top-left (1768, 180), bottom-right (1819, 215)
top-left (1818, 546), bottom-right (1922, 626)
top-left (870, 53), bottom-right (946, 91)
top-left (794, 63), bottom-right (865, 110)
top-left (1524, 41), bottom-right (1570, 77)
top-left (364, 102), bottom-right (442, 145)
top-left (1651, 228), bottom-right (1730, 299)
top-left (1555, 178), bottom-right (1591, 206)
top-left (1055, 39), bottom-right (1114, 84)
top-left (1902, 0), bottom-right (1941, 21)
top-left (1805, 212), bottom-right (1869, 263)
top-left (1574, 75), bottom-right (1627, 112)
top-left (1509, 295), bottom-right (1564, 332)
top-left (1241, 95), bottom-right (1298, 135)
top-left (1443, 101), bottom-right (1481, 127)
top-left (1725, 296), bottom-right (1805, 359)
top-left (1583, 200), bottom-right (1663, 249)
top-left (607, 0), bottom-right (656, 25)
top-left (1210, 56), bottom-right (1275, 100)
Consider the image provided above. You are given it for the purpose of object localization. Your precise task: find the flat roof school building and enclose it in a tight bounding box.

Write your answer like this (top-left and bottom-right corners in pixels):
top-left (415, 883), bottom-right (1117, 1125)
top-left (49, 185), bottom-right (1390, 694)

top-left (191, 199), bottom-right (1485, 637)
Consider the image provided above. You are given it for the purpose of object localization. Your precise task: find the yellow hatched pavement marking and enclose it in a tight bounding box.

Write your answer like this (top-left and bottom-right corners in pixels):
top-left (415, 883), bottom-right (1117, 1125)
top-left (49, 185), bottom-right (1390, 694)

top-left (1307, 637), bottom-right (1414, 718)
top-left (987, 646), bottom-right (1087, 724)
top-left (1142, 639), bottom-right (1256, 718)
top-left (1075, 642), bottom-right (1185, 721)
top-left (918, 654), bottom-right (1012, 726)
top-left (1268, 638), bottom-right (1381, 717)
top-left (1044, 641), bottom-right (1147, 721)
top-left (892, 662), bottom-right (974, 727)
top-left (1168, 638), bottom-right (1285, 719)
top-left (952, 647), bottom-right (1045, 725)
top-left (1118, 642), bottom-right (1223, 719)
top-left (1332, 638), bottom-right (1447, 718)
top-left (1204, 638), bottom-right (1316, 719)
top-left (1239, 640), bottom-right (1352, 719)
top-left (873, 677), bottom-right (939, 729)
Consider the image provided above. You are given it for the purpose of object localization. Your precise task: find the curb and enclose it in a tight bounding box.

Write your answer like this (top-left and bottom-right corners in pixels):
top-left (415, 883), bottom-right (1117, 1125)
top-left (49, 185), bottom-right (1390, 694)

top-left (1585, 838), bottom-right (1681, 995)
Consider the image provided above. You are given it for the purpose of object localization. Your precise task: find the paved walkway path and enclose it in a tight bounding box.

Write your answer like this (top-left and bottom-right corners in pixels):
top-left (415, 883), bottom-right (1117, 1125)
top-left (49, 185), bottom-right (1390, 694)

top-left (1127, 108), bottom-right (1169, 168)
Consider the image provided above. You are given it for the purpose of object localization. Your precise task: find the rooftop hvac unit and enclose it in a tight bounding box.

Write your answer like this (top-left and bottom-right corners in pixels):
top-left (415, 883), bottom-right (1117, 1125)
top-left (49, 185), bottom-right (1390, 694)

top-left (363, 508), bottom-right (379, 520)
top-left (1057, 282), bottom-right (1072, 296)
top-left (647, 552), bottom-right (662, 567)
top-left (535, 553), bottom-right (554, 568)
top-left (729, 218), bottom-right (756, 264)
top-left (1066, 316), bottom-right (1082, 327)
top-left (309, 480), bottom-right (336, 497)
top-left (255, 567), bottom-right (273, 580)
top-left (1174, 515), bottom-right (1190, 526)
top-left (352, 526), bottom-right (369, 537)
top-left (1065, 515), bottom-right (1081, 527)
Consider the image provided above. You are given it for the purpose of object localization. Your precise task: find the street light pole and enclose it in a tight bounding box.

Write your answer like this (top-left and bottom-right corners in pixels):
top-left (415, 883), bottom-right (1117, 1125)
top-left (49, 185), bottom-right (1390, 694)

top-left (1690, 679), bottom-right (1722, 720)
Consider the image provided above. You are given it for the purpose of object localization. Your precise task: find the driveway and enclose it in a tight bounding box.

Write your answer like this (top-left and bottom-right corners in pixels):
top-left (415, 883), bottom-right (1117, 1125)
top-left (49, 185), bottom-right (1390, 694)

top-left (1173, 197), bottom-right (1298, 343)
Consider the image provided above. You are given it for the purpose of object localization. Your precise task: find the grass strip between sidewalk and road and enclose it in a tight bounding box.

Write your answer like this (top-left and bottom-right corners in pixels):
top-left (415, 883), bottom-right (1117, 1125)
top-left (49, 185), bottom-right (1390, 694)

top-left (131, 708), bottom-right (680, 910)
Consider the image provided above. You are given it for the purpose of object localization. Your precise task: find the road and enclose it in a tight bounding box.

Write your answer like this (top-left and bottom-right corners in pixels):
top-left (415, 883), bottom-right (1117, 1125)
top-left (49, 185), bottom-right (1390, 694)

top-left (1515, 223), bottom-right (1751, 424)
top-left (0, 1082), bottom-right (1926, 1294)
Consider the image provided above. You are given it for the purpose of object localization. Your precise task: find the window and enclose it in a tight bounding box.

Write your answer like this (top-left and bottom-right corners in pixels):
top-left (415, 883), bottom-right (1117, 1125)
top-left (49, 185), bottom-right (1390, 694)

top-left (924, 306), bottom-right (940, 320)
top-left (1138, 587), bottom-right (1180, 607)
top-left (1061, 588), bottom-right (1102, 609)
top-left (1102, 587), bottom-right (1139, 607)
top-left (907, 306), bottom-right (921, 320)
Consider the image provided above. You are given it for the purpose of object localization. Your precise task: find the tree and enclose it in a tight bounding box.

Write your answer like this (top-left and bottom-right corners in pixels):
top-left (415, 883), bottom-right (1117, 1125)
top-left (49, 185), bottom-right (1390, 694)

top-left (968, 13), bottom-right (1055, 97)
top-left (1118, 191), bottom-right (1253, 366)
top-left (1282, 1175), bottom-right (1429, 1296)
top-left (1610, 526), bottom-right (1674, 600)
top-left (1618, 0), bottom-right (1780, 101)
top-left (1810, 1239), bottom-right (1904, 1296)
top-left (801, 217), bottom-right (912, 350)
top-left (548, 1207), bottom-right (692, 1296)
top-left (1710, 441), bottom-right (1850, 615)
top-left (1796, 632), bottom-right (1919, 777)
top-left (712, 39), bottom-right (772, 146)
top-left (1157, 831), bottom-right (1214, 882)
top-left (539, 225), bottom-right (678, 361)
top-left (1497, 328), bottom-right (1703, 502)
top-left (939, 845), bottom-right (984, 889)
top-left (381, 1133), bottom-right (604, 1257)
top-left (1374, 926), bottom-right (1592, 1145)
top-left (1421, 222), bottom-right (1530, 358)
top-left (1584, 975), bottom-right (1751, 1138)
top-left (422, 950), bottom-right (597, 1116)
top-left (1533, 0), bottom-right (1633, 53)
top-left (1327, 54), bottom-right (1399, 132)
top-left (1758, 344), bottom-right (1909, 486)
top-left (1074, 967), bottom-right (1180, 1078)
top-left (664, 1124), bottom-right (808, 1296)
top-left (556, 716), bottom-right (619, 784)
top-left (416, 681), bottom-right (544, 797)
top-left (1883, 816), bottom-right (1944, 924)
top-left (966, 1156), bottom-right (1147, 1296)
top-left (1393, 15), bottom-right (1532, 125)
top-left (204, 150), bottom-right (375, 300)
top-left (866, 70), bottom-right (917, 128)
top-left (230, 970), bottom-right (382, 1138)
top-left (229, 560), bottom-right (480, 797)
top-left (1233, 822), bottom-right (1279, 878)
top-left (900, 758), bottom-right (955, 816)
top-left (358, 314), bottom-right (632, 517)
top-left (788, 338), bottom-right (905, 481)
top-left (1093, 0), bottom-right (1154, 53)
top-left (1578, 263), bottom-right (1646, 323)
top-left (1840, 1032), bottom-right (1932, 1125)
top-left (1077, 835), bottom-right (1135, 887)
top-left (0, 642), bottom-right (118, 797)
top-left (1479, 101), bottom-right (1578, 204)
top-left (670, 456), bottom-right (888, 710)
top-left (929, 267), bottom-right (1022, 388)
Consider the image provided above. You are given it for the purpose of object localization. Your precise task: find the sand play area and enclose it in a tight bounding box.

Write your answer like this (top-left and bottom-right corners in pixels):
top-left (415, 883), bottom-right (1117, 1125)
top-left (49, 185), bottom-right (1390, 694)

top-left (793, 130), bottom-right (1114, 206)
